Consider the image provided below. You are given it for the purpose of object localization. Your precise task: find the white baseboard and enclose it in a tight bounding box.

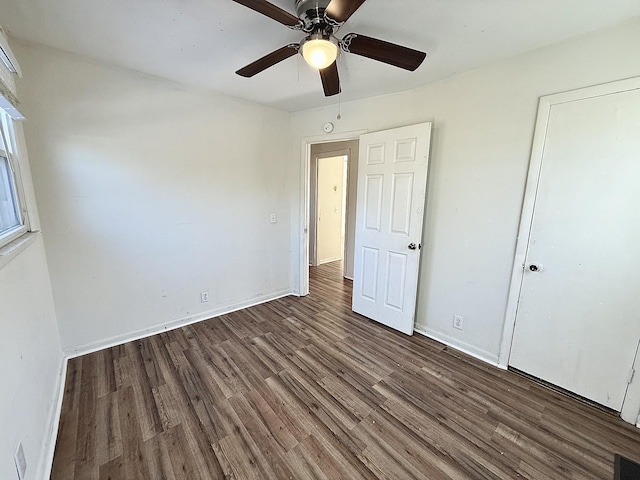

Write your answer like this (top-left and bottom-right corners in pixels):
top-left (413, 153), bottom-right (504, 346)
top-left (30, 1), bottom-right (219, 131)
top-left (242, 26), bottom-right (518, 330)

top-left (318, 256), bottom-right (343, 265)
top-left (63, 289), bottom-right (293, 359)
top-left (37, 354), bottom-right (68, 480)
top-left (414, 327), bottom-right (502, 368)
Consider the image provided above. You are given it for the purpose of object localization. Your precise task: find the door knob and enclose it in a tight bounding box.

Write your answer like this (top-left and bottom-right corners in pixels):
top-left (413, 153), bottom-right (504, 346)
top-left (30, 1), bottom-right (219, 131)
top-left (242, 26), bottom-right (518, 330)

top-left (529, 264), bottom-right (542, 272)
top-left (408, 243), bottom-right (417, 250)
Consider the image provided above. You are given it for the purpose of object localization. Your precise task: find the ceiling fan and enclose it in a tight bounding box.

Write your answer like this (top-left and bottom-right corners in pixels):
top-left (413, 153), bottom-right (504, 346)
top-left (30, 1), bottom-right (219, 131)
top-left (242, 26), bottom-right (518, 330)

top-left (232, 0), bottom-right (427, 96)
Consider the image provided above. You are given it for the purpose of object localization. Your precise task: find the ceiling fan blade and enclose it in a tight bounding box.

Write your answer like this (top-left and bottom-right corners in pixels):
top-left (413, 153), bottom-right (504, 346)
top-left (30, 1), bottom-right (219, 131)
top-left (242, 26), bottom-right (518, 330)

top-left (341, 33), bottom-right (426, 71)
top-left (232, 0), bottom-right (301, 27)
top-left (236, 44), bottom-right (299, 77)
top-left (325, 0), bottom-right (367, 23)
top-left (320, 62), bottom-right (340, 97)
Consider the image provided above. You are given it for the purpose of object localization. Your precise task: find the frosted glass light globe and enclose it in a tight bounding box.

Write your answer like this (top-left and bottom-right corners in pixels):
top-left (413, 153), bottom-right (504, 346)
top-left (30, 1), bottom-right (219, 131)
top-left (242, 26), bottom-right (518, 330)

top-left (301, 37), bottom-right (339, 69)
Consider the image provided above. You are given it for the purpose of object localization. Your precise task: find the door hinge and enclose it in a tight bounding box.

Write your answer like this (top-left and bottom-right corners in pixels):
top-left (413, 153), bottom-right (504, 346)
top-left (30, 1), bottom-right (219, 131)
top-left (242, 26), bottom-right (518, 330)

top-left (628, 368), bottom-right (636, 384)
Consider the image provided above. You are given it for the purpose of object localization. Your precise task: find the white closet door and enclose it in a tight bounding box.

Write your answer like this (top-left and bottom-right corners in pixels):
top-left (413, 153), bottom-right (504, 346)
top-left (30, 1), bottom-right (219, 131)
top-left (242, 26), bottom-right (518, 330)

top-left (509, 86), bottom-right (640, 411)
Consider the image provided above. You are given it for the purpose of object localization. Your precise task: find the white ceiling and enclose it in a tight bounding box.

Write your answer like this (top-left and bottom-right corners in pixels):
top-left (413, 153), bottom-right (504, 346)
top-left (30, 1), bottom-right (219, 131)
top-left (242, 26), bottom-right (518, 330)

top-left (1, 0), bottom-right (639, 112)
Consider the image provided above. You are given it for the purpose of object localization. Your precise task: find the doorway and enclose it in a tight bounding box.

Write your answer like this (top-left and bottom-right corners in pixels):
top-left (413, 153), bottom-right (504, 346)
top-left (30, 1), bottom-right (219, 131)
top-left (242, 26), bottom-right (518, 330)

top-left (303, 139), bottom-right (359, 295)
top-left (299, 122), bottom-right (433, 338)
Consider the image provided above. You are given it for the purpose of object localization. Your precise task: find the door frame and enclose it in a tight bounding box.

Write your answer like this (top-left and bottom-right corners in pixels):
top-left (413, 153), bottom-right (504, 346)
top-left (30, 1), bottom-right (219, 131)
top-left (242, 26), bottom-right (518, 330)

top-left (498, 76), bottom-right (640, 423)
top-left (298, 130), bottom-right (367, 296)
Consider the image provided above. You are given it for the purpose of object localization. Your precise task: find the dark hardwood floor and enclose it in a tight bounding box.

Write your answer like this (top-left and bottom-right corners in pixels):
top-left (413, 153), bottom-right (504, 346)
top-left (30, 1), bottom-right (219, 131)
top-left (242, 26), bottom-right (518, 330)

top-left (52, 261), bottom-right (640, 479)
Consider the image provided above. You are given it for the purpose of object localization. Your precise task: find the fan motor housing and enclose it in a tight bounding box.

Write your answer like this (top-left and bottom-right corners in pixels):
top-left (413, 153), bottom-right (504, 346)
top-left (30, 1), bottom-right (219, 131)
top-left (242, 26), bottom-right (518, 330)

top-left (295, 0), bottom-right (331, 28)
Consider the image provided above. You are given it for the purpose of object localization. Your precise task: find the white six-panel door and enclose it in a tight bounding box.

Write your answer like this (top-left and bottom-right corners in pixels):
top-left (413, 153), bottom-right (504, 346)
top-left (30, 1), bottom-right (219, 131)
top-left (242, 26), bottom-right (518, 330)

top-left (352, 123), bottom-right (432, 335)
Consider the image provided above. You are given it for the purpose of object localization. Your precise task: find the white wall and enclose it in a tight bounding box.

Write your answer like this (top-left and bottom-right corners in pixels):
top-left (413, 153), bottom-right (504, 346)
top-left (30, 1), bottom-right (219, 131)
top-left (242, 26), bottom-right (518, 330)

top-left (0, 35), bottom-right (63, 479)
top-left (290, 18), bottom-right (640, 364)
top-left (14, 42), bottom-right (294, 353)
top-left (0, 237), bottom-right (62, 480)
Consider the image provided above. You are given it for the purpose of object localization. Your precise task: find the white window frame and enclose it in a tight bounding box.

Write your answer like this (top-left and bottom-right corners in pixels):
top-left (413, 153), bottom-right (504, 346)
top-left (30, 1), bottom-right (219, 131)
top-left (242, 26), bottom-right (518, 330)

top-left (0, 108), bottom-right (29, 248)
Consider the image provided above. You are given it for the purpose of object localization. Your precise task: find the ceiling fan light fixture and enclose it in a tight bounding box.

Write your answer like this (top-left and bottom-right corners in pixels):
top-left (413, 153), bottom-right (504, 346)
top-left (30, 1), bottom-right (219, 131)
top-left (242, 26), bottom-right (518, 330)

top-left (301, 34), bottom-right (339, 70)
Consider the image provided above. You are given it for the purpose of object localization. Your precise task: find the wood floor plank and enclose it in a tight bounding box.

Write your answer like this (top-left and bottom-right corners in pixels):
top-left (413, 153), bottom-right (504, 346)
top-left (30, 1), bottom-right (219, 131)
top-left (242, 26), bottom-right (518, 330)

top-left (220, 338), bottom-right (272, 385)
top-left (261, 374), bottom-right (320, 441)
top-left (216, 410), bottom-right (282, 480)
top-left (141, 432), bottom-right (178, 480)
top-left (244, 388), bottom-right (299, 452)
top-left (148, 336), bottom-right (226, 477)
top-left (50, 407), bottom-right (79, 479)
top-left (377, 386), bottom-right (524, 478)
top-left (355, 408), bottom-right (463, 480)
top-left (95, 348), bottom-right (117, 398)
top-left (95, 393), bottom-right (122, 466)
top-left (151, 384), bottom-right (182, 432)
top-left (60, 356), bottom-right (83, 414)
top-left (161, 425), bottom-right (199, 480)
top-left (284, 442), bottom-right (331, 480)
top-left (139, 338), bottom-right (166, 389)
top-left (300, 430), bottom-right (377, 480)
top-left (316, 373), bottom-right (374, 421)
top-left (491, 422), bottom-right (599, 479)
top-left (172, 348), bottom-right (233, 443)
top-left (73, 353), bottom-right (99, 479)
top-left (240, 336), bottom-right (285, 376)
top-left (227, 393), bottom-right (298, 479)
top-left (277, 368), bottom-right (364, 445)
top-left (98, 455), bottom-right (125, 480)
top-left (202, 341), bottom-right (254, 396)
top-left (116, 385), bottom-right (149, 479)
top-left (298, 434), bottom-right (350, 480)
top-left (219, 311), bottom-right (254, 339)
top-left (52, 261), bottom-right (640, 479)
top-left (125, 341), bottom-right (164, 441)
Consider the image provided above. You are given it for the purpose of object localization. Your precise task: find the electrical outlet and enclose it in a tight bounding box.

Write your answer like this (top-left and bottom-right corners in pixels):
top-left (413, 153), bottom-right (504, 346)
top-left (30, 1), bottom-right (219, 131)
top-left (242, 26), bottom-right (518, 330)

top-left (200, 291), bottom-right (209, 303)
top-left (15, 442), bottom-right (26, 480)
top-left (269, 213), bottom-right (277, 224)
top-left (453, 314), bottom-right (464, 330)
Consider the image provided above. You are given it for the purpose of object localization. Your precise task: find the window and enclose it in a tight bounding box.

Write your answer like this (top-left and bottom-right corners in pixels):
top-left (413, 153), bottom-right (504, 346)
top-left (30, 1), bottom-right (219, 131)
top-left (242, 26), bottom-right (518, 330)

top-left (0, 107), bottom-right (28, 247)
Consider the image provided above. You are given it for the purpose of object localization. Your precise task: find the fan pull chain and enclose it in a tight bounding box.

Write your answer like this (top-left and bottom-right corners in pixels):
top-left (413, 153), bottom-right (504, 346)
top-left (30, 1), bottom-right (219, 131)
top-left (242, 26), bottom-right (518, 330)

top-left (336, 54), bottom-right (343, 120)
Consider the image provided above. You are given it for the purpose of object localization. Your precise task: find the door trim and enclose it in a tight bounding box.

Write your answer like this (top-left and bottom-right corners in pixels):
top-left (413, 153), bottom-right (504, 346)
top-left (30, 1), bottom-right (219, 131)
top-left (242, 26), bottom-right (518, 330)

top-left (621, 340), bottom-right (640, 424)
top-left (297, 130), bottom-right (367, 296)
top-left (499, 76), bottom-right (640, 369)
